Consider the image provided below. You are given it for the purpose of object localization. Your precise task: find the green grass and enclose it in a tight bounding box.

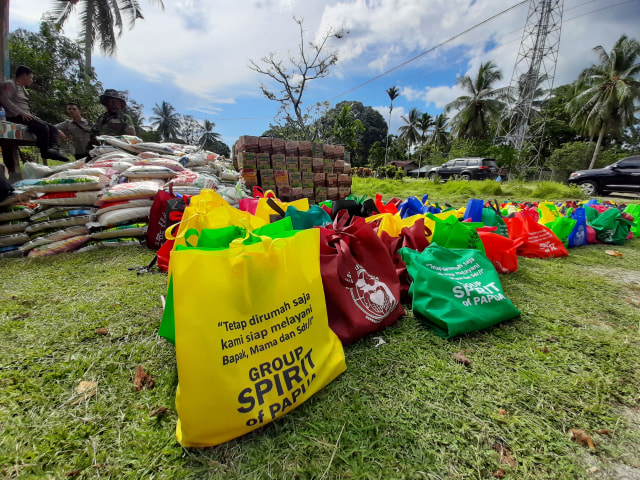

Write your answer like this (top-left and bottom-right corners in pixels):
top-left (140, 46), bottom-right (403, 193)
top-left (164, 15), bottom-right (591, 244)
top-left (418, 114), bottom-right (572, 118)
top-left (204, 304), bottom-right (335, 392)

top-left (1, 189), bottom-right (639, 479)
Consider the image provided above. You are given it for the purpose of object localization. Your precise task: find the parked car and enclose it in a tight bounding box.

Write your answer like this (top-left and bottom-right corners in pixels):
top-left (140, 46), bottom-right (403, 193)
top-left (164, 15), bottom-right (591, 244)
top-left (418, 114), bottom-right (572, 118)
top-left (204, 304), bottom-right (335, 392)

top-left (567, 156), bottom-right (640, 196)
top-left (427, 157), bottom-right (499, 181)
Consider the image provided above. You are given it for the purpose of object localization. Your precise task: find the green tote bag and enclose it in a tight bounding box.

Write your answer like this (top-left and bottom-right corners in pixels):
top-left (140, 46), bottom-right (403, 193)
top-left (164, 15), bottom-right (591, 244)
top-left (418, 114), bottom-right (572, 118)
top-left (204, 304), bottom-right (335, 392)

top-left (400, 244), bottom-right (521, 339)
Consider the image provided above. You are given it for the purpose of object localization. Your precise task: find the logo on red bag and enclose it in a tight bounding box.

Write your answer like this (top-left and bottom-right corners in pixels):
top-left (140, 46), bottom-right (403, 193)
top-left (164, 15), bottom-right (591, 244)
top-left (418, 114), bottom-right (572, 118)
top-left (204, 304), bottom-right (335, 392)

top-left (345, 264), bottom-right (397, 323)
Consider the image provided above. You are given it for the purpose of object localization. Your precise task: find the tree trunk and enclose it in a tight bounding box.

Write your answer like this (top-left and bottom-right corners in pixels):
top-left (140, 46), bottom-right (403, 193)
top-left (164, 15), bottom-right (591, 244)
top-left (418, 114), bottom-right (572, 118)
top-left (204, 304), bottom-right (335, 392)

top-left (83, 0), bottom-right (93, 81)
top-left (589, 128), bottom-right (605, 170)
top-left (384, 105), bottom-right (392, 165)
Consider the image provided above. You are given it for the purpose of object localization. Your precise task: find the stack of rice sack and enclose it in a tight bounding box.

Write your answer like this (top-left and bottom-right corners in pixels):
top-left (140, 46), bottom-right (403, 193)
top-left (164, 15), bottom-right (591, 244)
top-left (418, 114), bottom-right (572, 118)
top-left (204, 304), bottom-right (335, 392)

top-left (232, 136), bottom-right (352, 205)
top-left (0, 202), bottom-right (34, 257)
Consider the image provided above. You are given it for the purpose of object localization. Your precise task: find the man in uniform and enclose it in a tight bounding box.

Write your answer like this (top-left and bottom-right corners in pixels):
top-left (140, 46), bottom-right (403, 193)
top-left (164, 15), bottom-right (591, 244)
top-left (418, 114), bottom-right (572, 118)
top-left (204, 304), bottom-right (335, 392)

top-left (56, 102), bottom-right (93, 160)
top-left (91, 89), bottom-right (136, 140)
top-left (0, 65), bottom-right (70, 162)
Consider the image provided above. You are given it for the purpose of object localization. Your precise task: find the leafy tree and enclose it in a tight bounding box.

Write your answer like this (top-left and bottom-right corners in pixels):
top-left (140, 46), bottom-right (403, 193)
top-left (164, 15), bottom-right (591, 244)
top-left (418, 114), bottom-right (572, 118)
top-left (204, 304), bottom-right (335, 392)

top-left (415, 113), bottom-right (434, 177)
top-left (331, 103), bottom-right (364, 155)
top-left (150, 101), bottom-right (181, 141)
top-left (430, 113), bottom-right (450, 152)
top-left (179, 115), bottom-right (204, 145)
top-left (567, 35), bottom-right (640, 169)
top-left (397, 107), bottom-right (421, 160)
top-left (48, 0), bottom-right (165, 74)
top-left (445, 61), bottom-right (509, 139)
top-left (367, 141), bottom-right (386, 168)
top-left (384, 86), bottom-right (400, 164)
top-left (8, 23), bottom-right (103, 123)
top-left (204, 138), bottom-right (231, 157)
top-left (199, 119), bottom-right (223, 151)
top-left (547, 141), bottom-right (620, 182)
top-left (248, 17), bottom-right (342, 136)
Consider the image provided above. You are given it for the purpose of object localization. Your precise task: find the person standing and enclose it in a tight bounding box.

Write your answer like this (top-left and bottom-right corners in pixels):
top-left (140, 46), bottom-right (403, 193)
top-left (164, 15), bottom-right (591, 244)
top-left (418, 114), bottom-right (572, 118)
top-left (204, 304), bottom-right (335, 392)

top-left (0, 65), bottom-right (70, 162)
top-left (56, 102), bottom-right (93, 160)
top-left (90, 89), bottom-right (136, 140)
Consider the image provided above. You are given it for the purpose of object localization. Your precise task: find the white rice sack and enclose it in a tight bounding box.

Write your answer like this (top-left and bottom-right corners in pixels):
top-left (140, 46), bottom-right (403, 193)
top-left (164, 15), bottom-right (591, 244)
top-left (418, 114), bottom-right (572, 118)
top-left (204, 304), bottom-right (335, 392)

top-left (88, 151), bottom-right (137, 163)
top-left (92, 223), bottom-right (148, 240)
top-left (0, 247), bottom-right (24, 258)
top-left (166, 171), bottom-right (219, 190)
top-left (121, 165), bottom-right (177, 180)
top-left (98, 206), bottom-right (151, 227)
top-left (96, 181), bottom-right (162, 206)
top-left (14, 176), bottom-right (106, 193)
top-left (51, 167), bottom-right (110, 178)
top-left (0, 221), bottom-right (29, 234)
top-left (137, 151), bottom-right (161, 159)
top-left (89, 145), bottom-right (118, 157)
top-left (88, 161), bottom-right (135, 173)
top-left (130, 142), bottom-right (178, 155)
top-left (0, 232), bottom-right (29, 247)
top-left (96, 199), bottom-right (154, 215)
top-left (30, 206), bottom-right (93, 222)
top-left (28, 235), bottom-right (91, 257)
top-left (36, 191), bottom-right (101, 206)
top-left (19, 226), bottom-right (90, 252)
top-left (98, 135), bottom-right (140, 153)
top-left (163, 185), bottom-right (204, 196)
top-left (181, 152), bottom-right (208, 168)
top-left (0, 205), bottom-right (32, 222)
top-left (133, 158), bottom-right (185, 172)
top-left (26, 214), bottom-right (93, 234)
top-left (22, 159), bottom-right (86, 180)
top-left (0, 190), bottom-right (38, 207)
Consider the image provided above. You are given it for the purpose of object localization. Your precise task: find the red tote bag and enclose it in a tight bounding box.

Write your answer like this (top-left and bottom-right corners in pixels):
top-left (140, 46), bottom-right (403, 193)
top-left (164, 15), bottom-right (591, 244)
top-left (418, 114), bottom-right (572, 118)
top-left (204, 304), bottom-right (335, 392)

top-left (505, 213), bottom-right (568, 258)
top-left (319, 211), bottom-right (405, 345)
top-left (478, 231), bottom-right (523, 273)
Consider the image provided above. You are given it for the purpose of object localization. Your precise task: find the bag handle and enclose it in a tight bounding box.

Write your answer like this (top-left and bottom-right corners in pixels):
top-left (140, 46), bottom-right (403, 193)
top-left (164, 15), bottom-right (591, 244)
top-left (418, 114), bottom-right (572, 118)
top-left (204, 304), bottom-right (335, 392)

top-left (266, 197), bottom-right (287, 218)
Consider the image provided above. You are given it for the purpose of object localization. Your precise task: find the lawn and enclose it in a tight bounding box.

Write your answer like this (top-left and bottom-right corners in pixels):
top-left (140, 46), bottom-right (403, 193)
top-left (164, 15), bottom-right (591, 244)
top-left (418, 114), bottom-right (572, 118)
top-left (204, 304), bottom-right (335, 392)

top-left (1, 178), bottom-right (639, 479)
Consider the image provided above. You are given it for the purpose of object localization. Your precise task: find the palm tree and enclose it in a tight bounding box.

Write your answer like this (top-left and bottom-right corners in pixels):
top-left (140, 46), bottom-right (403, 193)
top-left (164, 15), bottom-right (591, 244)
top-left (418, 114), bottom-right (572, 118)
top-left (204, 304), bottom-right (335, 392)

top-left (384, 86), bottom-right (400, 165)
top-left (150, 101), bottom-right (181, 141)
top-left (199, 119), bottom-right (223, 151)
top-left (397, 107), bottom-right (421, 162)
top-left (430, 114), bottom-right (450, 150)
top-left (567, 35), bottom-right (640, 169)
top-left (445, 61), bottom-right (509, 139)
top-left (48, 0), bottom-right (165, 74)
top-left (415, 113), bottom-right (434, 177)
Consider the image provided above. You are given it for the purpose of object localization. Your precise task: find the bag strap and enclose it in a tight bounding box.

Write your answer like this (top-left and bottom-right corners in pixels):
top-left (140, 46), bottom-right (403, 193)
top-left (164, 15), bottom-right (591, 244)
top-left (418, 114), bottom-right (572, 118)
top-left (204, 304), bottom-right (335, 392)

top-left (266, 198), bottom-right (287, 217)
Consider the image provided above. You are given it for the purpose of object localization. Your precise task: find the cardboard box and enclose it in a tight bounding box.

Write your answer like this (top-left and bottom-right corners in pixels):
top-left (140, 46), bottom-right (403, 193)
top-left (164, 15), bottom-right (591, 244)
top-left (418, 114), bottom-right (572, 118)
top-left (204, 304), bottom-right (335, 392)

top-left (241, 168), bottom-right (258, 187)
top-left (285, 157), bottom-right (299, 172)
top-left (302, 187), bottom-right (315, 201)
top-left (259, 136), bottom-right (273, 153)
top-left (271, 154), bottom-right (286, 170)
top-left (274, 170), bottom-right (289, 187)
top-left (259, 169), bottom-right (274, 184)
top-left (256, 153), bottom-right (271, 170)
top-left (312, 157), bottom-right (325, 173)
top-left (237, 152), bottom-right (257, 169)
top-left (338, 186), bottom-right (351, 199)
top-left (272, 137), bottom-right (285, 154)
top-left (335, 145), bottom-right (345, 160)
top-left (285, 140), bottom-right (299, 157)
top-left (262, 180), bottom-right (275, 191)
top-left (344, 151), bottom-right (351, 162)
top-left (343, 162), bottom-right (352, 174)
top-left (237, 135), bottom-right (260, 153)
top-left (289, 171), bottom-right (302, 188)
top-left (327, 187), bottom-right (339, 201)
top-left (277, 186), bottom-right (292, 202)
top-left (291, 187), bottom-right (303, 200)
top-left (313, 172), bottom-right (326, 187)
top-left (298, 141), bottom-right (312, 156)
top-left (334, 159), bottom-right (345, 174)
top-left (299, 157), bottom-right (313, 172)
top-left (302, 171), bottom-right (314, 188)
top-left (338, 173), bottom-right (352, 186)
top-left (325, 173), bottom-right (338, 187)
top-left (314, 187), bottom-right (327, 203)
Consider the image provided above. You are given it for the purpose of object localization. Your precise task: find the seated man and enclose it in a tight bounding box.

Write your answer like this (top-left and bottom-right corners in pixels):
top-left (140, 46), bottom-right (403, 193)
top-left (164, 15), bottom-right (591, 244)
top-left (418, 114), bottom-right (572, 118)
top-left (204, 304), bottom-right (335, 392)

top-left (56, 102), bottom-right (93, 160)
top-left (0, 65), bottom-right (70, 162)
top-left (90, 89), bottom-right (136, 141)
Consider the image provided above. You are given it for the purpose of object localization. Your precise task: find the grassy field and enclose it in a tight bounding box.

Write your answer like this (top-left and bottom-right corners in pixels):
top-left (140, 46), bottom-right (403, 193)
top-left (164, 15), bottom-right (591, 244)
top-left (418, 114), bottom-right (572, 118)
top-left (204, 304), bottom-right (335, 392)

top-left (1, 179), bottom-right (639, 479)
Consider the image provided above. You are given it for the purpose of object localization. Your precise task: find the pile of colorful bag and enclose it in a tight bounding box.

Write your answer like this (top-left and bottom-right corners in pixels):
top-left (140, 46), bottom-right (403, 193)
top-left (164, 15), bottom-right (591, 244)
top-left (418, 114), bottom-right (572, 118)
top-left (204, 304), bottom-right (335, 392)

top-left (155, 188), bottom-right (637, 447)
top-left (0, 135), bottom-right (244, 257)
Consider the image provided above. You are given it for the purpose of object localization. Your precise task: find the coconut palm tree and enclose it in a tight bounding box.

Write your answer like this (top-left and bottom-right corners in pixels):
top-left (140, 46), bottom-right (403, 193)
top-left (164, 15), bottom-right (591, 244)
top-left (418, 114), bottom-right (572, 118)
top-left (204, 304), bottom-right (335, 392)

top-left (397, 107), bottom-right (421, 162)
top-left (150, 101), bottom-right (181, 141)
top-left (384, 86), bottom-right (400, 164)
top-left (430, 114), bottom-right (450, 150)
top-left (415, 113), bottom-right (434, 177)
top-left (199, 119), bottom-right (223, 151)
top-left (48, 0), bottom-right (165, 74)
top-left (567, 35), bottom-right (640, 169)
top-left (445, 61), bottom-right (509, 139)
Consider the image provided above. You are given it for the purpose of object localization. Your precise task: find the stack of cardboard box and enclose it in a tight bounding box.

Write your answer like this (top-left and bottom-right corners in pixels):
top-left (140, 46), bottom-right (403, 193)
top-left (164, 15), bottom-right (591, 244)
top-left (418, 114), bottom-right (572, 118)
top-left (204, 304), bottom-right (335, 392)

top-left (233, 136), bottom-right (352, 203)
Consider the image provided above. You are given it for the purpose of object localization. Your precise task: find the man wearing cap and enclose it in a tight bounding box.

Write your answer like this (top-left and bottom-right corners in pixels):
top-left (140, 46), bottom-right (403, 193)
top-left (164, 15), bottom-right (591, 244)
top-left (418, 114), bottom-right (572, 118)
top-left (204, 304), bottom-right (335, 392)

top-left (90, 89), bottom-right (136, 140)
top-left (0, 65), bottom-right (71, 162)
top-left (56, 102), bottom-right (93, 160)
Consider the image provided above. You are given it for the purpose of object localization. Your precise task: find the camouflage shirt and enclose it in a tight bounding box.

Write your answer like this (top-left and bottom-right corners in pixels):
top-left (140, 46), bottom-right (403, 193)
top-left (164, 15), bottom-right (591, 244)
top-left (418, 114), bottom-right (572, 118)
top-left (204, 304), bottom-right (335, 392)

top-left (91, 111), bottom-right (136, 137)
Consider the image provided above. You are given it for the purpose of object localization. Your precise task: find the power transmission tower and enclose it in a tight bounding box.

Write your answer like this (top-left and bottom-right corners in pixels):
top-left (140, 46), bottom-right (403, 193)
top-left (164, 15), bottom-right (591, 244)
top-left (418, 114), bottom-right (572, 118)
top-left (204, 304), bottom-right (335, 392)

top-left (496, 0), bottom-right (563, 172)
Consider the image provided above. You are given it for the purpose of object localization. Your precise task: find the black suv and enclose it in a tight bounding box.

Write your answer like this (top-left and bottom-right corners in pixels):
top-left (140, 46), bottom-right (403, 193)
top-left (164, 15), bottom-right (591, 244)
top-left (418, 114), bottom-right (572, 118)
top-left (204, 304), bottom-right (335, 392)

top-left (567, 156), bottom-right (640, 196)
top-left (427, 157), bottom-right (499, 181)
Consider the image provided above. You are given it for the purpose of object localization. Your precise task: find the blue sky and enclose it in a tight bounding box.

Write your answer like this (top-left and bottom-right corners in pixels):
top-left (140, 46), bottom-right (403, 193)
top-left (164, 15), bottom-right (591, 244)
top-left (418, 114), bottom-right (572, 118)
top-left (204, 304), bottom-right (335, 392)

top-left (9, 0), bottom-right (640, 149)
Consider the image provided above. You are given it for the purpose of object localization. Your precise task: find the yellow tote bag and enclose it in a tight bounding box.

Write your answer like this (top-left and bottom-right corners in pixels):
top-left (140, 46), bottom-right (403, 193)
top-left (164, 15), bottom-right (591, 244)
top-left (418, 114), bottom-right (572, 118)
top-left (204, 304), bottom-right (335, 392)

top-left (172, 228), bottom-right (346, 447)
top-left (254, 197), bottom-right (310, 223)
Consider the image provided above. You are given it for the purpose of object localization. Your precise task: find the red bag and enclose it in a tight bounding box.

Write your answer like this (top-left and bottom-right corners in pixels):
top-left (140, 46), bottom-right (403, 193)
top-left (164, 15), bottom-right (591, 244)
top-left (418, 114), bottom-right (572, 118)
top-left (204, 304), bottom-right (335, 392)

top-left (478, 231), bottom-right (523, 273)
top-left (504, 213), bottom-right (568, 258)
top-left (145, 189), bottom-right (189, 249)
top-left (319, 211), bottom-right (405, 345)
top-left (374, 193), bottom-right (399, 214)
top-left (238, 186), bottom-right (276, 215)
top-left (378, 218), bottom-right (431, 303)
